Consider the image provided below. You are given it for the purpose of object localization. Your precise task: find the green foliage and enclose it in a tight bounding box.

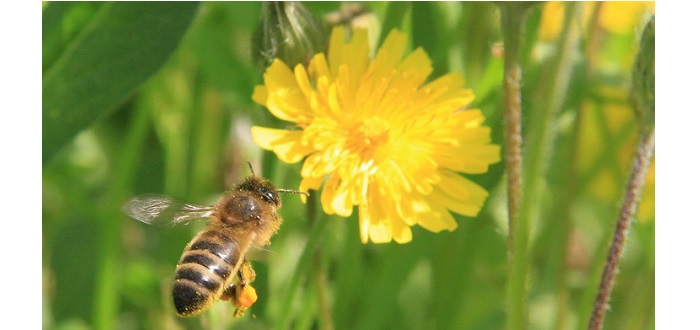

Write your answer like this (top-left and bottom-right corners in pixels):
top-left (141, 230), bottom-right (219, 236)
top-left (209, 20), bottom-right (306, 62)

top-left (43, 2), bottom-right (655, 330)
top-left (42, 2), bottom-right (199, 164)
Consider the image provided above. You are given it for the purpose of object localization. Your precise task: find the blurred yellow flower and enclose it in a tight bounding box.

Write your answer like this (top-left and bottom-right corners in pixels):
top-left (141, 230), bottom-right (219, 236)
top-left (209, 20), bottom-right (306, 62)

top-left (251, 27), bottom-right (501, 243)
top-left (538, 2), bottom-right (655, 41)
top-left (599, 2), bottom-right (655, 35)
top-left (578, 93), bottom-right (655, 223)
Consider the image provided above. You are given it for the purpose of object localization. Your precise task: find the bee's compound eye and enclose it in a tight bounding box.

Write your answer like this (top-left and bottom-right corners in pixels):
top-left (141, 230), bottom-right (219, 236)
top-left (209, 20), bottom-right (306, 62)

top-left (262, 191), bottom-right (276, 204)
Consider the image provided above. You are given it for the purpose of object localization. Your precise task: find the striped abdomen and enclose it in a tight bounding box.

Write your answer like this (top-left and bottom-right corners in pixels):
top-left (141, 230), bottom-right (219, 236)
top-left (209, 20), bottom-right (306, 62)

top-left (172, 227), bottom-right (243, 316)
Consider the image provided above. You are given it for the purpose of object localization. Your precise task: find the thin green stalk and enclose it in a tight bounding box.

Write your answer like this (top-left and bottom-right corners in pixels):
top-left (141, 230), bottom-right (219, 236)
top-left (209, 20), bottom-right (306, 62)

top-left (94, 104), bottom-right (151, 329)
top-left (314, 249), bottom-right (334, 330)
top-left (522, 3), bottom-right (581, 329)
top-left (498, 3), bottom-right (529, 329)
top-left (589, 15), bottom-right (654, 329)
top-left (553, 99), bottom-right (585, 330)
top-left (501, 3), bottom-right (580, 329)
top-left (149, 67), bottom-right (194, 198)
top-left (520, 2), bottom-right (583, 329)
top-left (310, 189), bottom-right (334, 330)
top-left (499, 2), bottom-right (526, 256)
top-left (191, 88), bottom-right (227, 197)
top-left (588, 128), bottom-right (655, 330)
top-left (553, 6), bottom-right (600, 328)
top-left (275, 191), bottom-right (330, 330)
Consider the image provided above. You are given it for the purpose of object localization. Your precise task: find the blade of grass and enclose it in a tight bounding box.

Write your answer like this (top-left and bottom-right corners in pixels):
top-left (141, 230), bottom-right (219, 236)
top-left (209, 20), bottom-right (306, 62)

top-left (411, 2), bottom-right (448, 77)
top-left (525, 3), bottom-right (583, 329)
top-left (379, 2), bottom-right (411, 42)
top-left (94, 102), bottom-right (152, 329)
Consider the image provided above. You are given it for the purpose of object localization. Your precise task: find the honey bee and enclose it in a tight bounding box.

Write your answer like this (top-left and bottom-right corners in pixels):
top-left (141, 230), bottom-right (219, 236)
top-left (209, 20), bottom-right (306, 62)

top-left (123, 165), bottom-right (306, 318)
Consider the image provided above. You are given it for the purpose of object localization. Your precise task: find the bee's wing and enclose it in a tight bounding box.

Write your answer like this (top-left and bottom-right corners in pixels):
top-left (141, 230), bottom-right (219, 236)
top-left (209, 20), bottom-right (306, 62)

top-left (122, 194), bottom-right (214, 226)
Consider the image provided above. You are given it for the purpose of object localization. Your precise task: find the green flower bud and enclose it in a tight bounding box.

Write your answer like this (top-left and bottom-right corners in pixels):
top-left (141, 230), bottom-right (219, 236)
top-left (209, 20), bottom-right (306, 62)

top-left (252, 2), bottom-right (327, 71)
top-left (630, 16), bottom-right (655, 131)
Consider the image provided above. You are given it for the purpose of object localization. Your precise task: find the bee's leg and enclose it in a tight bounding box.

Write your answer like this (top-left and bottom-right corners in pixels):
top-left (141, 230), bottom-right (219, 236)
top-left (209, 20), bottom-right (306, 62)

top-left (221, 259), bottom-right (258, 318)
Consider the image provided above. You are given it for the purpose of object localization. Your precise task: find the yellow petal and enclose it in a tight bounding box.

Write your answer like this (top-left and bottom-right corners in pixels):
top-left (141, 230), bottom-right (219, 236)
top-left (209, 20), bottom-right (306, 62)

top-left (412, 72), bottom-right (470, 111)
top-left (327, 27), bottom-right (346, 76)
top-left (294, 64), bottom-right (313, 99)
top-left (330, 180), bottom-right (354, 217)
top-left (374, 29), bottom-right (407, 74)
top-left (394, 196), bottom-right (417, 226)
top-left (417, 206), bottom-right (458, 233)
top-left (395, 48), bottom-right (432, 89)
top-left (307, 53), bottom-right (331, 81)
top-left (320, 174), bottom-right (341, 215)
top-left (460, 110), bottom-right (485, 127)
top-left (252, 86), bottom-right (269, 105)
top-left (366, 184), bottom-right (393, 243)
top-left (368, 220), bottom-right (392, 243)
top-left (391, 209), bottom-right (413, 243)
top-left (455, 126), bottom-right (492, 144)
top-left (300, 175), bottom-right (324, 192)
top-left (264, 59), bottom-right (298, 90)
top-left (430, 172), bottom-right (488, 217)
top-left (359, 201), bottom-right (370, 244)
top-left (457, 144), bottom-right (502, 173)
top-left (264, 60), bottom-right (312, 122)
top-left (250, 127), bottom-right (313, 163)
top-left (346, 28), bottom-right (369, 86)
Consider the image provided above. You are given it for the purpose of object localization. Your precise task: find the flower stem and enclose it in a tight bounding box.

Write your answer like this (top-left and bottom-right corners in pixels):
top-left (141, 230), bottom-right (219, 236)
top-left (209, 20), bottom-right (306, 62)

top-left (499, 3), bottom-right (527, 329)
top-left (499, 2), bottom-right (525, 256)
top-left (500, 3), bottom-right (580, 329)
top-left (310, 191), bottom-right (334, 330)
top-left (275, 191), bottom-right (330, 330)
top-left (588, 128), bottom-right (655, 330)
top-left (589, 15), bottom-right (654, 329)
top-left (314, 250), bottom-right (334, 330)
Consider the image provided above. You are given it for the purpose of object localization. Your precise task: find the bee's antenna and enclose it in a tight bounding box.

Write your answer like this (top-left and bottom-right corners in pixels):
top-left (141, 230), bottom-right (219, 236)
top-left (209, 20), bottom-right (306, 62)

top-left (247, 161), bottom-right (256, 176)
top-left (277, 188), bottom-right (310, 196)
top-left (248, 160), bottom-right (307, 196)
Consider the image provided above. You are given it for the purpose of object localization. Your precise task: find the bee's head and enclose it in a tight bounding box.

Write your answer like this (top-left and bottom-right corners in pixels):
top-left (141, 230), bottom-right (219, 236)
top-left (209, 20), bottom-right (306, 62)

top-left (240, 162), bottom-right (310, 207)
top-left (237, 176), bottom-right (281, 208)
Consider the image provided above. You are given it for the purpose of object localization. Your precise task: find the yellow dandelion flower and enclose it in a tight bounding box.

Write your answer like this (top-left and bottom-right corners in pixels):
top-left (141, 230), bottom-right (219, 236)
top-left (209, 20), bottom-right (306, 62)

top-left (537, 2), bottom-right (655, 41)
top-left (599, 2), bottom-right (655, 35)
top-left (251, 27), bottom-right (501, 243)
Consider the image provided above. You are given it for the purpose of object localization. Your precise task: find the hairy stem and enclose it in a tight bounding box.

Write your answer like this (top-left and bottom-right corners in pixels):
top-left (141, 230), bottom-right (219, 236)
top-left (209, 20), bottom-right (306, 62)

top-left (588, 128), bottom-right (655, 330)
top-left (499, 3), bottom-right (530, 329)
top-left (500, 3), bottom-right (525, 255)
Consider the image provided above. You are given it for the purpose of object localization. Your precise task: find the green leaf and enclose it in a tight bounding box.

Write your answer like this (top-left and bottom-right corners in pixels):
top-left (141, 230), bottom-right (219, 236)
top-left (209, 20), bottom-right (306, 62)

top-left (411, 2), bottom-right (448, 77)
top-left (379, 1), bottom-right (411, 43)
top-left (42, 2), bottom-right (104, 73)
top-left (42, 2), bottom-right (199, 165)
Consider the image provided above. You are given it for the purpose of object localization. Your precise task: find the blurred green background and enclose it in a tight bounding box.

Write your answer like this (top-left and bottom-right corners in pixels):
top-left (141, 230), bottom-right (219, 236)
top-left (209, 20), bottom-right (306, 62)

top-left (42, 2), bottom-right (654, 329)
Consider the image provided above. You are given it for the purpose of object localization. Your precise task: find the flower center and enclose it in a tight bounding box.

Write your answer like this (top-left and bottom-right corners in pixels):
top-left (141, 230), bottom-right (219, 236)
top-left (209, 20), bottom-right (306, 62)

top-left (347, 117), bottom-right (390, 161)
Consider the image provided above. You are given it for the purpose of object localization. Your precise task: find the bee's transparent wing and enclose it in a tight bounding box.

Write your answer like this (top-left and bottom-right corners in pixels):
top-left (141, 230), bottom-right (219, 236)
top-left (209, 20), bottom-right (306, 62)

top-left (122, 194), bottom-right (214, 226)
